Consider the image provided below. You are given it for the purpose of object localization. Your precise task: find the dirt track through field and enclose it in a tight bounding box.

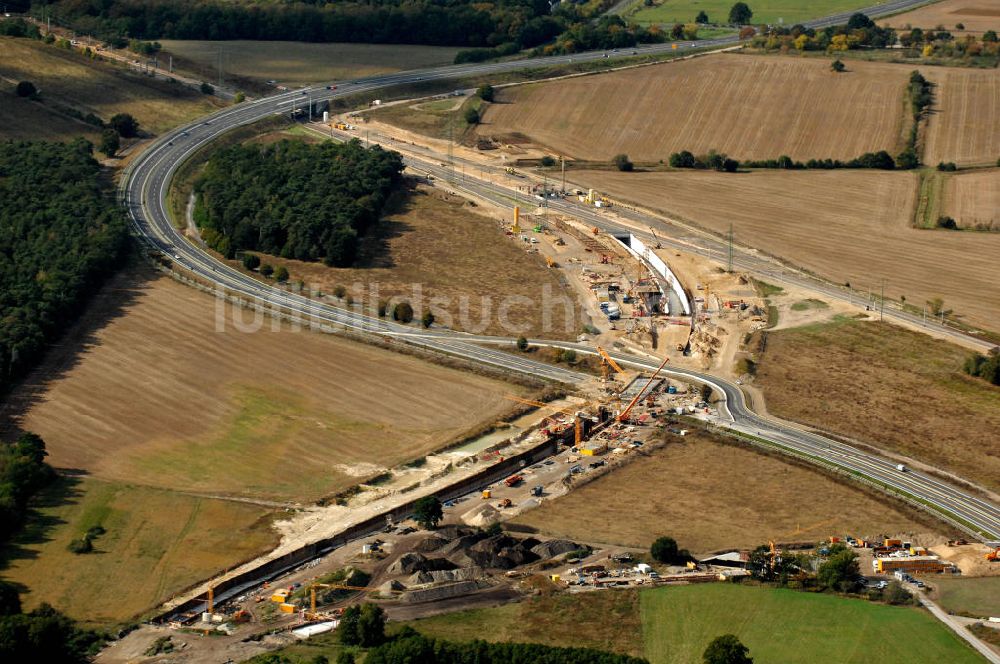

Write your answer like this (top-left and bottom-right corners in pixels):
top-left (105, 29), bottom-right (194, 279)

top-left (1, 266), bottom-right (518, 502)
top-left (479, 54), bottom-right (909, 162)
top-left (575, 169), bottom-right (1000, 330)
top-left (924, 67), bottom-right (1000, 165)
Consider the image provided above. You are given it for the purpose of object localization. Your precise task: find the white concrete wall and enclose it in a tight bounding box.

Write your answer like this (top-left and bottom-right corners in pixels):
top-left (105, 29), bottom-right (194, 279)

top-left (613, 234), bottom-right (691, 315)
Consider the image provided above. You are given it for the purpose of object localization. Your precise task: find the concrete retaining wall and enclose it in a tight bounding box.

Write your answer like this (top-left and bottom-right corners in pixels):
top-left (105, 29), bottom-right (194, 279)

top-left (612, 233), bottom-right (691, 315)
top-left (159, 435), bottom-right (561, 622)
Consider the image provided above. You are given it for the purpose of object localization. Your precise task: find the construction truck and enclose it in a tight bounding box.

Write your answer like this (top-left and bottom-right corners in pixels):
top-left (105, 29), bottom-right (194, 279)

top-left (987, 547), bottom-right (1000, 562)
top-left (504, 474), bottom-right (524, 487)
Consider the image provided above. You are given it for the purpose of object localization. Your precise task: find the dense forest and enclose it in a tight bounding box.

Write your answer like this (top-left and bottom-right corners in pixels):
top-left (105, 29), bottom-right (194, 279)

top-left (365, 631), bottom-right (650, 664)
top-left (41, 0), bottom-right (563, 48)
top-left (0, 140), bottom-right (129, 390)
top-left (194, 139), bottom-right (404, 266)
top-left (0, 582), bottom-right (104, 663)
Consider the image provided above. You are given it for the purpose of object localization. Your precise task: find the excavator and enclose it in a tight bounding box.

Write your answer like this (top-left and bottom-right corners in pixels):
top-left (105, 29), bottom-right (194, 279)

top-left (986, 547), bottom-right (1000, 562)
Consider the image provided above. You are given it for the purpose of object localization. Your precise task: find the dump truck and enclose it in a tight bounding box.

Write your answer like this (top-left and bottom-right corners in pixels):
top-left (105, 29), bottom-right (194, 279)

top-left (504, 475), bottom-right (523, 487)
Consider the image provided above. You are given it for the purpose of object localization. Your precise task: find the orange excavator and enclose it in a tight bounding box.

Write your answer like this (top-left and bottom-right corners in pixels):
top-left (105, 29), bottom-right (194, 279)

top-left (986, 547), bottom-right (1000, 562)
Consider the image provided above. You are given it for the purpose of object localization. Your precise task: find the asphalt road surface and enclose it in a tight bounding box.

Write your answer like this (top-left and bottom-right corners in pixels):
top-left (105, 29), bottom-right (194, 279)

top-left (122, 0), bottom-right (1000, 544)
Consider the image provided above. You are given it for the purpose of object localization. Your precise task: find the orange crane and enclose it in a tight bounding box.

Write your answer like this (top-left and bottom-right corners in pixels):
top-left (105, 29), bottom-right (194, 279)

top-left (596, 346), bottom-right (625, 382)
top-left (505, 395), bottom-right (584, 446)
top-left (307, 583), bottom-right (369, 619)
top-left (618, 355), bottom-right (669, 422)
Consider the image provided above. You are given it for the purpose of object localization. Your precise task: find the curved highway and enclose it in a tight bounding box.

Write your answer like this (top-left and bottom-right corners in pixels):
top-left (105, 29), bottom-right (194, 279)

top-left (122, 0), bottom-right (1000, 544)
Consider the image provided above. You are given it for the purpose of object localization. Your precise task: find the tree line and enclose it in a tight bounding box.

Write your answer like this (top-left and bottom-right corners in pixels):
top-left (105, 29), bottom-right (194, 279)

top-left (0, 140), bottom-right (129, 389)
top-left (195, 139), bottom-right (404, 267)
top-left (365, 628), bottom-right (651, 664)
top-left (0, 431), bottom-right (103, 660)
top-left (41, 0), bottom-right (562, 49)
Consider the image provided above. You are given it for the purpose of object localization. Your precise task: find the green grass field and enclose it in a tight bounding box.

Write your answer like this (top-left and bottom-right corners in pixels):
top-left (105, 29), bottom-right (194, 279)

top-left (255, 583), bottom-right (987, 663)
top-left (0, 478), bottom-right (277, 627)
top-left (642, 584), bottom-right (984, 663)
top-left (933, 577), bottom-right (1000, 618)
top-left (628, 0), bottom-right (879, 26)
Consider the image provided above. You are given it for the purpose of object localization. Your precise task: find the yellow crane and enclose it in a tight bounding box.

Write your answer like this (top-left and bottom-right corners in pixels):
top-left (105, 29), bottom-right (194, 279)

top-left (505, 395), bottom-right (584, 447)
top-left (596, 346), bottom-right (625, 382)
top-left (307, 583), bottom-right (369, 619)
top-left (618, 355), bottom-right (669, 422)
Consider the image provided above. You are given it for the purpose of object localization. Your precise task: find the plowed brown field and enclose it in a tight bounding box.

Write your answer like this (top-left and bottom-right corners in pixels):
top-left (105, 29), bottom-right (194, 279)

top-left (883, 0), bottom-right (1000, 34)
top-left (0, 266), bottom-right (519, 502)
top-left (575, 169), bottom-right (1000, 329)
top-left (942, 169), bottom-right (1000, 229)
top-left (479, 54), bottom-right (910, 162)
top-left (924, 67), bottom-right (1000, 165)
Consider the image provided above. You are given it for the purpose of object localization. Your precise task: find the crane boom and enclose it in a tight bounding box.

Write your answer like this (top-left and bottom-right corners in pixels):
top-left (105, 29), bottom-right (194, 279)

top-left (618, 355), bottom-right (669, 422)
top-left (596, 346), bottom-right (625, 374)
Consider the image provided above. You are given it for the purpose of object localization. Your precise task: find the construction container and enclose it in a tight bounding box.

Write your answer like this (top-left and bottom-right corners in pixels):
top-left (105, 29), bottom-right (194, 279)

top-left (271, 590), bottom-right (289, 603)
top-left (279, 603), bottom-right (297, 614)
top-left (481, 489), bottom-right (491, 499)
top-left (884, 538), bottom-right (903, 548)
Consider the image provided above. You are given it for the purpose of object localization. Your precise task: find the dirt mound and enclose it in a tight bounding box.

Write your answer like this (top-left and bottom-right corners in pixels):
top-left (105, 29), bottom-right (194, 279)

top-left (531, 539), bottom-right (583, 559)
top-left (413, 536), bottom-right (448, 553)
top-left (388, 552), bottom-right (456, 575)
top-left (465, 534), bottom-right (540, 570)
top-left (465, 504), bottom-right (502, 527)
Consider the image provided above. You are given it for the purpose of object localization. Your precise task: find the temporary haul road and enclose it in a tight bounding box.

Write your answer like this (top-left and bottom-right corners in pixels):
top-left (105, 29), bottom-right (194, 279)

top-left (122, 0), bottom-right (1000, 579)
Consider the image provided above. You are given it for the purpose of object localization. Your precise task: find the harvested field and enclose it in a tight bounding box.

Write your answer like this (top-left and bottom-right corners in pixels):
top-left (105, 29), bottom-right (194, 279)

top-left (510, 429), bottom-right (939, 554)
top-left (1, 478), bottom-right (277, 626)
top-left (575, 169), bottom-right (1000, 330)
top-left (754, 318), bottom-right (1000, 493)
top-left (883, 0), bottom-right (1000, 34)
top-left (942, 169), bottom-right (1000, 229)
top-left (160, 40), bottom-right (462, 87)
top-left (924, 67), bottom-right (1000, 166)
top-left (642, 584), bottom-right (984, 664)
top-left (0, 37), bottom-right (219, 137)
top-left (0, 265), bottom-right (521, 502)
top-left (479, 54), bottom-right (910, 162)
top-left (932, 576), bottom-right (1000, 617)
top-left (248, 187), bottom-right (582, 339)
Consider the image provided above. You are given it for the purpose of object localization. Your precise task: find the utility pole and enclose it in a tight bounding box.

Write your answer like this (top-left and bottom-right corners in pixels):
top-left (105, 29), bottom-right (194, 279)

top-left (879, 278), bottom-right (885, 322)
top-left (216, 49), bottom-right (222, 89)
top-left (446, 123), bottom-right (454, 183)
top-left (561, 155), bottom-right (566, 194)
top-left (727, 224), bottom-right (734, 273)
